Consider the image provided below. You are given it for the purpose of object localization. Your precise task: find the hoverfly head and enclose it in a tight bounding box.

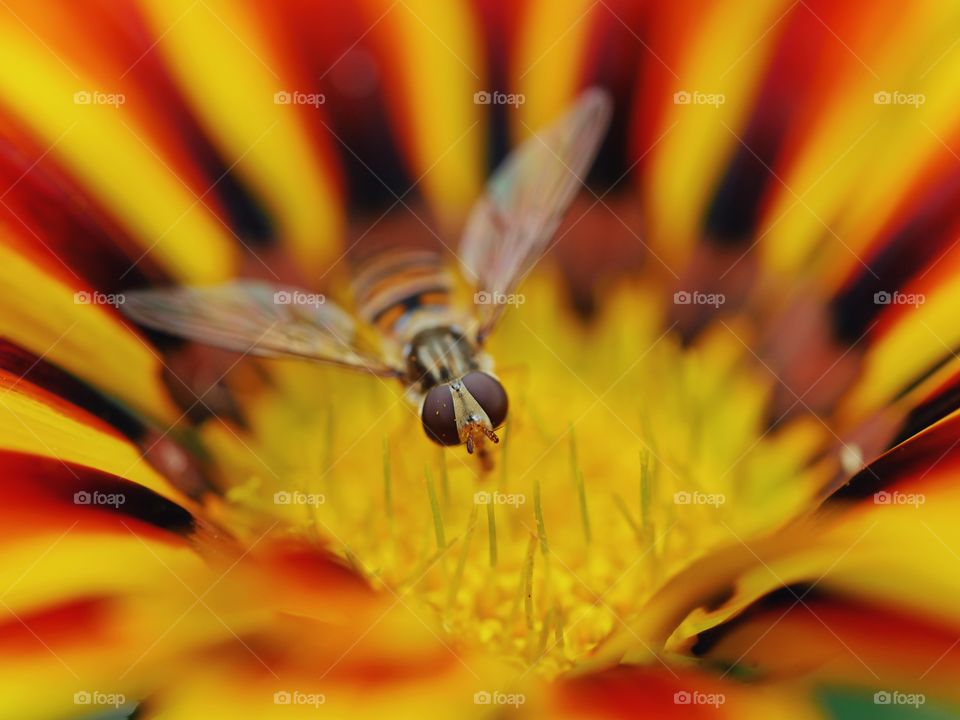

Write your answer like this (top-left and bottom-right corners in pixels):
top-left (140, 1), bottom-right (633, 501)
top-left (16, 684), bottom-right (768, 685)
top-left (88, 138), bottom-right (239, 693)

top-left (420, 371), bottom-right (508, 454)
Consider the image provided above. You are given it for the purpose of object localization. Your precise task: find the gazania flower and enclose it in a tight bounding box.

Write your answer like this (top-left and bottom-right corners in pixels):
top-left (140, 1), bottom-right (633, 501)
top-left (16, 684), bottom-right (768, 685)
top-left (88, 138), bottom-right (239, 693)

top-left (3, 0), bottom-right (960, 717)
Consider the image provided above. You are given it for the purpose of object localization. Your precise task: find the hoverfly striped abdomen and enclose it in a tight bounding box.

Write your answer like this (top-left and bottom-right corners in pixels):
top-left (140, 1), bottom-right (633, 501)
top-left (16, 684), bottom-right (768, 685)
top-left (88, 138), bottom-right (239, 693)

top-left (352, 248), bottom-right (482, 388)
top-left (352, 248), bottom-right (455, 340)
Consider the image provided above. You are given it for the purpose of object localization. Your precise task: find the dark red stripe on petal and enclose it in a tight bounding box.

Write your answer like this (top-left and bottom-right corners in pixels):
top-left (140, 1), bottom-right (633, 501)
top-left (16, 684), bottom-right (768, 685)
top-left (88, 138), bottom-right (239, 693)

top-left (0, 112), bottom-right (167, 292)
top-left (576, 1), bottom-right (642, 190)
top-left (468, 0), bottom-right (528, 168)
top-left (0, 342), bottom-right (218, 498)
top-left (0, 451), bottom-right (195, 538)
top-left (691, 583), bottom-right (819, 659)
top-left (703, 112), bottom-right (785, 247)
top-left (828, 412), bottom-right (960, 502)
top-left (555, 665), bottom-right (732, 719)
top-left (890, 371), bottom-right (960, 447)
top-left (0, 596), bottom-right (117, 655)
top-left (628, 2), bottom-right (689, 165)
top-left (255, 1), bottom-right (404, 215)
top-left (830, 169), bottom-right (960, 345)
top-left (0, 340), bottom-right (146, 442)
top-left (259, 541), bottom-right (374, 597)
top-left (5, 0), bottom-right (277, 254)
top-left (692, 589), bottom-right (960, 684)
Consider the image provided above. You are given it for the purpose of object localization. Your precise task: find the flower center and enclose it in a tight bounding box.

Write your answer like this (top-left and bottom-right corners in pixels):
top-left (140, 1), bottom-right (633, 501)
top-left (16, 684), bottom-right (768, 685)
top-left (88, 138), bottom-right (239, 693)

top-left (223, 281), bottom-right (820, 677)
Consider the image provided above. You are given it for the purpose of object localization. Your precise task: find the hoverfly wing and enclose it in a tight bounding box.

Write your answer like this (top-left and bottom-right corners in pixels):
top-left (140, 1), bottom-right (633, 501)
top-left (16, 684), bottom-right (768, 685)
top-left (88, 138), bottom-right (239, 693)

top-left (122, 281), bottom-right (400, 376)
top-left (459, 87), bottom-right (613, 342)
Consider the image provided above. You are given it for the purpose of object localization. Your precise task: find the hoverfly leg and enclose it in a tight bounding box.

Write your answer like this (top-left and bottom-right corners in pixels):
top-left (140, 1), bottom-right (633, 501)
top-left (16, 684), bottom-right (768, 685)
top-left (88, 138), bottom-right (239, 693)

top-left (477, 444), bottom-right (495, 473)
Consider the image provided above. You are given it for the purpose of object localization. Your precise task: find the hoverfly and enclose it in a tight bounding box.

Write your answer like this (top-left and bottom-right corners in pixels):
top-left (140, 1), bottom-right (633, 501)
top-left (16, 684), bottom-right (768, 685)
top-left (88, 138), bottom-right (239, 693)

top-left (122, 88), bottom-right (612, 465)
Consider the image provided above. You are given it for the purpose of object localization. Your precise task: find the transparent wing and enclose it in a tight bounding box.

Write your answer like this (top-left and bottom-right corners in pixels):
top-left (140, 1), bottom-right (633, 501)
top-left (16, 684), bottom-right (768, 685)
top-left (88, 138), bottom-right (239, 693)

top-left (121, 281), bottom-right (400, 376)
top-left (459, 87), bottom-right (613, 341)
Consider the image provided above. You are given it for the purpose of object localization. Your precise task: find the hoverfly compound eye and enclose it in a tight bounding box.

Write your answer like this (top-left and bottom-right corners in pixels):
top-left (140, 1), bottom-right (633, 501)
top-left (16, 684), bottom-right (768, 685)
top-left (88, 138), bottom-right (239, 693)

top-left (462, 372), bottom-right (508, 429)
top-left (421, 384), bottom-right (460, 446)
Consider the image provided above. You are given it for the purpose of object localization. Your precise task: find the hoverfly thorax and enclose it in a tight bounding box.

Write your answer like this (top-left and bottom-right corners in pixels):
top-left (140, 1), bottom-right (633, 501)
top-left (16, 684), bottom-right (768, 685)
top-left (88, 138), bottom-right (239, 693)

top-left (404, 326), bottom-right (477, 390)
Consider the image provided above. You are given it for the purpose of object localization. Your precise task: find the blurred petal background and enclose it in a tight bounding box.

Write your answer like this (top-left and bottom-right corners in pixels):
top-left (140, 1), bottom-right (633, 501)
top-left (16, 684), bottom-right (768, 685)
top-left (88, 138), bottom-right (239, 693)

top-left (3, 0), bottom-right (960, 718)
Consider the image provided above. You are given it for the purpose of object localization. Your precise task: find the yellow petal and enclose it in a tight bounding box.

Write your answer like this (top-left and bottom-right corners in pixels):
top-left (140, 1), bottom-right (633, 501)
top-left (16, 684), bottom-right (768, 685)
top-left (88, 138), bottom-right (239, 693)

top-left (137, 0), bottom-right (345, 276)
top-left (361, 0), bottom-right (484, 228)
top-left (645, 0), bottom-right (789, 268)
top-left (0, 241), bottom-right (179, 423)
top-left (0, 21), bottom-right (238, 282)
